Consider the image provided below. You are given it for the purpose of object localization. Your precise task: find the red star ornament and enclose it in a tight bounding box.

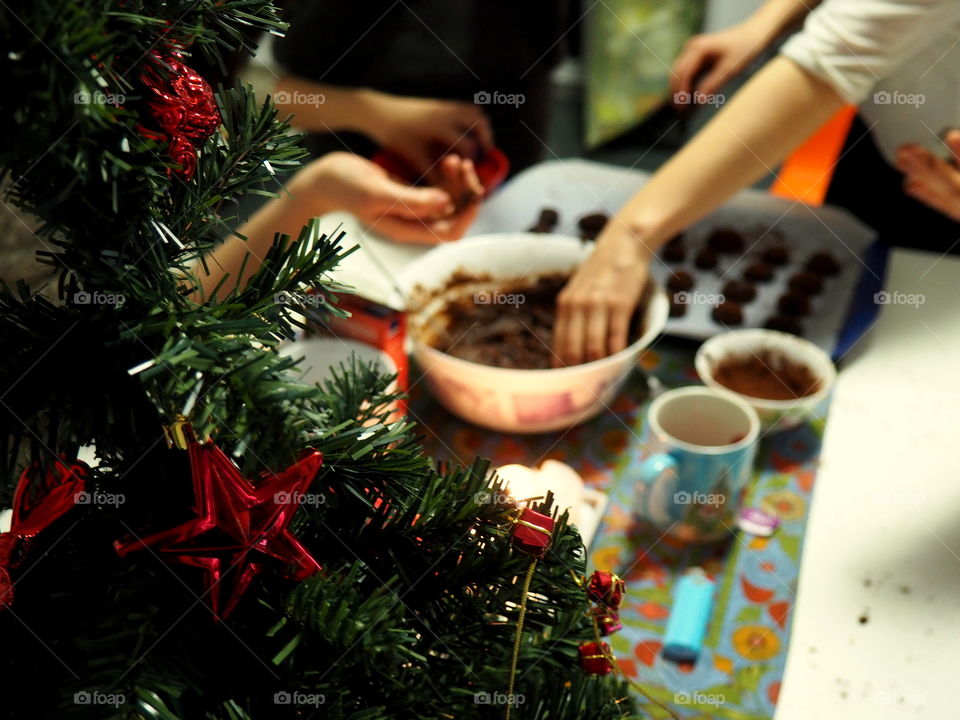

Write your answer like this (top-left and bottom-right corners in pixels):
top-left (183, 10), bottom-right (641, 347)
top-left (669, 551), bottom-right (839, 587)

top-left (115, 439), bottom-right (323, 618)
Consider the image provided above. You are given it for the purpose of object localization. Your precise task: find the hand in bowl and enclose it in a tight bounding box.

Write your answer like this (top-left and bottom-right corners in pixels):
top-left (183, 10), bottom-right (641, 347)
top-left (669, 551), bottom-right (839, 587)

top-left (553, 222), bottom-right (653, 366)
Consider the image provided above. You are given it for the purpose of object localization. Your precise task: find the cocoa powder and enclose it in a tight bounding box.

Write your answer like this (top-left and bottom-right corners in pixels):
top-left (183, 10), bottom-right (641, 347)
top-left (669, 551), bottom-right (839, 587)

top-left (711, 349), bottom-right (820, 400)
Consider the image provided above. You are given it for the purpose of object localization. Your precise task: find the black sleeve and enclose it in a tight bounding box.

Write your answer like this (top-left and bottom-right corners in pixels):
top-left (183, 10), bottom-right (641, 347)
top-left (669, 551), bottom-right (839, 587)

top-left (273, 1), bottom-right (397, 83)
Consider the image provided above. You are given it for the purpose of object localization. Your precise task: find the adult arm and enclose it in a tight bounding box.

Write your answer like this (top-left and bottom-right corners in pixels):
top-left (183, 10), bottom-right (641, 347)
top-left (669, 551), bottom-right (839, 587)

top-left (554, 57), bottom-right (845, 365)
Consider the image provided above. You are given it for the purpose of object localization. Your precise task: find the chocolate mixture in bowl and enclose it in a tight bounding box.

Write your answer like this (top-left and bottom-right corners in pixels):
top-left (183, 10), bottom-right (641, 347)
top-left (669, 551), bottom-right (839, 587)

top-left (711, 349), bottom-right (821, 400)
top-left (420, 273), bottom-right (646, 369)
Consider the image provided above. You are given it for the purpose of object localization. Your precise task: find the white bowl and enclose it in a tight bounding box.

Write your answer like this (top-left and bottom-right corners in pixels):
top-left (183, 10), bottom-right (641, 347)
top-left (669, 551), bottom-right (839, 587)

top-left (280, 336), bottom-right (402, 424)
top-left (398, 233), bottom-right (669, 433)
top-left (695, 329), bottom-right (836, 432)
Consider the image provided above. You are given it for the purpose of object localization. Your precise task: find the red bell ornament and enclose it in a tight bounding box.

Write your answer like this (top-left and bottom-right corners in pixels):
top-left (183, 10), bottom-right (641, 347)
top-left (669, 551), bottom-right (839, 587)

top-left (579, 641), bottom-right (614, 675)
top-left (587, 569), bottom-right (625, 609)
top-left (510, 507), bottom-right (554, 558)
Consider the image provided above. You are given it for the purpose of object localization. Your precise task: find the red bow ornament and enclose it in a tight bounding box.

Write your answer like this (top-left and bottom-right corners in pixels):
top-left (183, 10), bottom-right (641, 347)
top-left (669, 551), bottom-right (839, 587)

top-left (0, 458), bottom-right (88, 608)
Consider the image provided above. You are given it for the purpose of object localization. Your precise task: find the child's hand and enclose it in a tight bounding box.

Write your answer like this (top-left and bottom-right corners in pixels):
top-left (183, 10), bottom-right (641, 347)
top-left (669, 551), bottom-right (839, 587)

top-left (363, 92), bottom-right (493, 183)
top-left (368, 154), bottom-right (484, 243)
top-left (291, 152), bottom-right (483, 245)
top-left (896, 130), bottom-right (960, 222)
top-left (671, 22), bottom-right (768, 102)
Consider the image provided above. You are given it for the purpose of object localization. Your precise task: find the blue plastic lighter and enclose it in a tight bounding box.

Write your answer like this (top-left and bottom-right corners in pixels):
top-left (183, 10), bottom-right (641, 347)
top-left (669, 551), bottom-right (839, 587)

top-left (662, 567), bottom-right (716, 663)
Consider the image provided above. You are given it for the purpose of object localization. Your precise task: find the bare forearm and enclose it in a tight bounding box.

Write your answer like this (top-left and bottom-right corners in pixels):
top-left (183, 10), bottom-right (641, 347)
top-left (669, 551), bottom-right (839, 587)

top-left (274, 75), bottom-right (381, 136)
top-left (747, 0), bottom-right (821, 41)
top-left (195, 185), bottom-right (323, 300)
top-left (615, 56), bottom-right (845, 256)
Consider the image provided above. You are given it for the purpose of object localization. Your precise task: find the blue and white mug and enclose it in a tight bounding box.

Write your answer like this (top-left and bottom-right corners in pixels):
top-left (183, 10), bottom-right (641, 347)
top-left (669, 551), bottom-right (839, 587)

top-left (634, 386), bottom-right (760, 543)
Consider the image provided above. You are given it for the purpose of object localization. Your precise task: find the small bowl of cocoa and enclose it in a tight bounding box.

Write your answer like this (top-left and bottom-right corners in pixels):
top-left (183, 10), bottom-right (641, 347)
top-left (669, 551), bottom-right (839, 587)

top-left (695, 329), bottom-right (836, 432)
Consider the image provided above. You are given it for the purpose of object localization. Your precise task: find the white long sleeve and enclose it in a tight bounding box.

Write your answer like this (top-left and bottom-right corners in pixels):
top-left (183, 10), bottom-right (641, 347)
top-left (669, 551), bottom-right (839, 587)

top-left (780, 0), bottom-right (960, 162)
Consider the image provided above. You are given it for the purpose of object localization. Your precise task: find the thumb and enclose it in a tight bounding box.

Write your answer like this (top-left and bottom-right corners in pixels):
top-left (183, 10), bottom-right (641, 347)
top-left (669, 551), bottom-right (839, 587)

top-left (945, 129), bottom-right (960, 164)
top-left (696, 64), bottom-right (729, 98)
top-left (375, 178), bottom-right (454, 220)
top-left (672, 45), bottom-right (709, 97)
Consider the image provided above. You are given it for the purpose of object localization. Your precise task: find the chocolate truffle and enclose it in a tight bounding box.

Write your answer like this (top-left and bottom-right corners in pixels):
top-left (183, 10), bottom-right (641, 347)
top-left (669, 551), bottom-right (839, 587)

top-left (669, 296), bottom-right (687, 317)
top-left (528, 223), bottom-right (552, 234)
top-left (707, 228), bottom-right (746, 254)
top-left (712, 301), bottom-right (744, 325)
top-left (806, 251), bottom-right (841, 276)
top-left (694, 247), bottom-right (718, 269)
top-left (761, 245), bottom-right (789, 266)
top-left (788, 271), bottom-right (823, 295)
top-left (778, 290), bottom-right (811, 316)
top-left (666, 270), bottom-right (695, 292)
top-left (744, 261), bottom-right (774, 282)
top-left (536, 207), bottom-right (559, 229)
top-left (578, 212), bottom-right (609, 235)
top-left (764, 316), bottom-right (804, 336)
top-left (722, 280), bottom-right (757, 303)
top-left (662, 242), bottom-right (686, 262)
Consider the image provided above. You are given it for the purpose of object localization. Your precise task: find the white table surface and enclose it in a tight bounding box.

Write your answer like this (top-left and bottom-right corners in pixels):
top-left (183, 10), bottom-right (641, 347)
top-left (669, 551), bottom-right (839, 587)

top-left (776, 247), bottom-right (960, 719)
top-left (322, 209), bottom-right (960, 718)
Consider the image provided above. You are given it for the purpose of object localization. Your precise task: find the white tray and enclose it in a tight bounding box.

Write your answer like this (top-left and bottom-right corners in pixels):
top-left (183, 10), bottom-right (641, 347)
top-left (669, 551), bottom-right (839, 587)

top-left (469, 159), bottom-right (879, 352)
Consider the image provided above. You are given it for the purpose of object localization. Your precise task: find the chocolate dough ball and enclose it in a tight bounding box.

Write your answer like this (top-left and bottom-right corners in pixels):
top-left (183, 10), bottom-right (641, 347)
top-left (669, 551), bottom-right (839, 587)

top-left (707, 228), bottom-right (746, 254)
top-left (578, 212), bottom-right (609, 234)
top-left (662, 242), bottom-right (686, 262)
top-left (669, 296), bottom-right (687, 317)
top-left (764, 316), bottom-right (804, 336)
top-left (528, 223), bottom-right (553, 234)
top-left (536, 207), bottom-right (559, 229)
top-left (806, 251), bottom-right (841, 276)
top-left (744, 261), bottom-right (774, 283)
top-left (788, 271), bottom-right (823, 295)
top-left (761, 245), bottom-right (790, 266)
top-left (722, 280), bottom-right (757, 303)
top-left (712, 301), bottom-right (744, 325)
top-left (778, 290), bottom-right (812, 316)
top-left (694, 247), bottom-right (718, 269)
top-left (666, 270), bottom-right (695, 292)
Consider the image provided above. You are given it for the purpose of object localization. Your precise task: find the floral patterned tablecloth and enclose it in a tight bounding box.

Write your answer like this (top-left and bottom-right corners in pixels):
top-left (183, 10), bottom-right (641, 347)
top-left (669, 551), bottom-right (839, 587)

top-left (410, 339), bottom-right (825, 720)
